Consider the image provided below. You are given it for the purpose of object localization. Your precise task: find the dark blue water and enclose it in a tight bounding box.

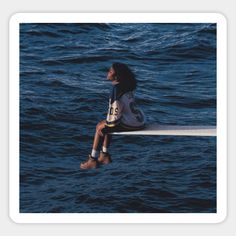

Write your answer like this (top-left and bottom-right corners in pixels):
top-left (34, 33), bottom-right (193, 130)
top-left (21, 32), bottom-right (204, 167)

top-left (20, 23), bottom-right (216, 213)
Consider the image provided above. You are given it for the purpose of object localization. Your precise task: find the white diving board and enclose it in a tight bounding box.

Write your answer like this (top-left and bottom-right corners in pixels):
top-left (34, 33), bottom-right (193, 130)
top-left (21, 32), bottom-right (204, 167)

top-left (113, 124), bottom-right (216, 137)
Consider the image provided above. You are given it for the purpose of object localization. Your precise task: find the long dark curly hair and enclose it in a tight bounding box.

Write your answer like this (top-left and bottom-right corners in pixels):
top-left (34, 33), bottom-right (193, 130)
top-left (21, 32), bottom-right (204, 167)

top-left (112, 63), bottom-right (137, 92)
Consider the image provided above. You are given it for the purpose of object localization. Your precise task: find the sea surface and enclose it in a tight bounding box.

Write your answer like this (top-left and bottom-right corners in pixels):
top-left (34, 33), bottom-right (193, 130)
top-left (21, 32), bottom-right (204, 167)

top-left (20, 23), bottom-right (216, 213)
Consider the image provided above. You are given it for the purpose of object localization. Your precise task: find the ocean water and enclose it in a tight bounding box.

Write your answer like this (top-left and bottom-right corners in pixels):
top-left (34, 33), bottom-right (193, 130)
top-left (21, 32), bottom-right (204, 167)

top-left (20, 23), bottom-right (216, 213)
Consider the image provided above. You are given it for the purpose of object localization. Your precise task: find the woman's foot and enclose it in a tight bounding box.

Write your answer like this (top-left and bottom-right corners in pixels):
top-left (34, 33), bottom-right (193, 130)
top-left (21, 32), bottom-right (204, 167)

top-left (80, 155), bottom-right (98, 169)
top-left (98, 151), bottom-right (112, 165)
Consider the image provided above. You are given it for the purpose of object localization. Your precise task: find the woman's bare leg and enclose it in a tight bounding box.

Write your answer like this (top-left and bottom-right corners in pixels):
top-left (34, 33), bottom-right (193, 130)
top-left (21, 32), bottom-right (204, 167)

top-left (92, 130), bottom-right (104, 151)
top-left (91, 120), bottom-right (112, 155)
top-left (91, 120), bottom-right (106, 153)
top-left (80, 121), bottom-right (106, 169)
top-left (102, 134), bottom-right (112, 151)
top-left (80, 120), bottom-right (113, 169)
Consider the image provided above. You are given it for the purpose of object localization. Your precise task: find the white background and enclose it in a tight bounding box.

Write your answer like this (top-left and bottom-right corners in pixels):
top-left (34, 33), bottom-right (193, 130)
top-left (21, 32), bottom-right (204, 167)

top-left (1, 0), bottom-right (234, 235)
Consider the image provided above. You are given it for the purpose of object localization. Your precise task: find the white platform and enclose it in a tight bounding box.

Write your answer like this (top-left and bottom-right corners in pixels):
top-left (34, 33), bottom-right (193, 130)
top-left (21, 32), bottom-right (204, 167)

top-left (113, 124), bottom-right (216, 136)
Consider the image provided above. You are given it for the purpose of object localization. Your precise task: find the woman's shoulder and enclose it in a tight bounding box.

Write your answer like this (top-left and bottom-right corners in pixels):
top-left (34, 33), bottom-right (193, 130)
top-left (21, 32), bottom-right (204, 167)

top-left (119, 91), bottom-right (135, 103)
top-left (116, 84), bottom-right (135, 99)
top-left (110, 85), bottom-right (125, 102)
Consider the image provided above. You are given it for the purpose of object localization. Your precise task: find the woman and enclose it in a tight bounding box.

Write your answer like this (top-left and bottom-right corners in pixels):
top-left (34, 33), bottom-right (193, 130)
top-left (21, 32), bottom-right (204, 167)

top-left (80, 63), bottom-right (146, 169)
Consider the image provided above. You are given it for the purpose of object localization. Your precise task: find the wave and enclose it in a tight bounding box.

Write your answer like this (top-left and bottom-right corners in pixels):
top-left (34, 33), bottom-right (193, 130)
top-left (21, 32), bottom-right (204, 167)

top-left (181, 197), bottom-right (216, 212)
top-left (25, 30), bottom-right (61, 38)
top-left (160, 98), bottom-right (216, 109)
top-left (41, 55), bottom-right (113, 65)
top-left (20, 70), bottom-right (45, 76)
top-left (170, 45), bottom-right (216, 60)
top-left (74, 23), bottom-right (111, 30)
top-left (197, 24), bottom-right (216, 35)
top-left (50, 44), bottom-right (90, 51)
top-left (34, 78), bottom-right (81, 90)
top-left (21, 122), bottom-right (50, 131)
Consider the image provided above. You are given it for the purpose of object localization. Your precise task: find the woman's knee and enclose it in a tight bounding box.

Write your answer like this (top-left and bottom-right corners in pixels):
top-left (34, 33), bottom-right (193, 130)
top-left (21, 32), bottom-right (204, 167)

top-left (96, 120), bottom-right (106, 131)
